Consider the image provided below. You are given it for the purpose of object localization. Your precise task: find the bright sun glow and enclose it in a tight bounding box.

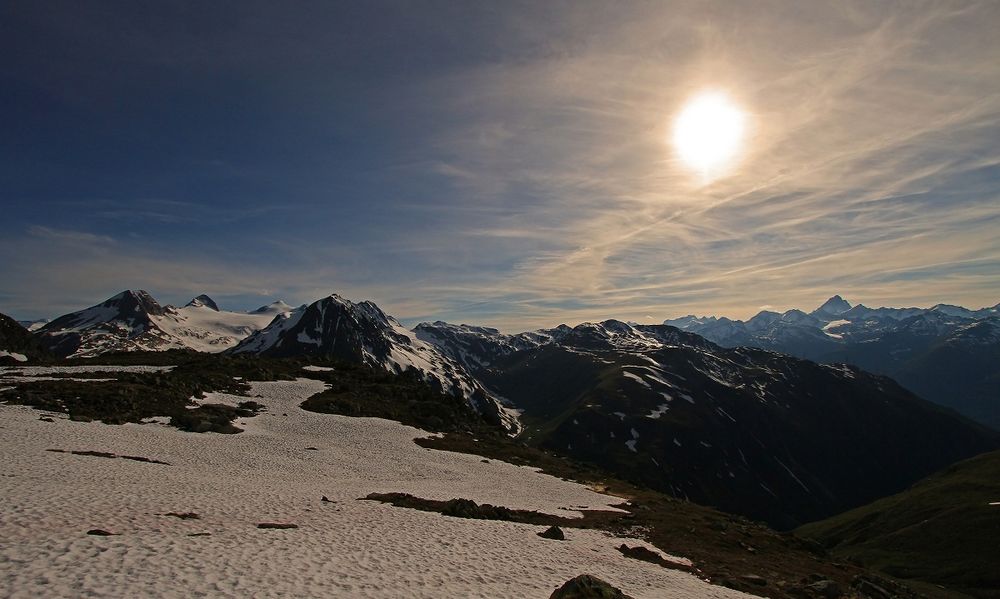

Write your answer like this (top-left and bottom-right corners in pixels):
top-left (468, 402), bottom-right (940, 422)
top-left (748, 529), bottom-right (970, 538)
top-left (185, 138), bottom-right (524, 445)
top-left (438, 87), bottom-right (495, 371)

top-left (672, 91), bottom-right (746, 180)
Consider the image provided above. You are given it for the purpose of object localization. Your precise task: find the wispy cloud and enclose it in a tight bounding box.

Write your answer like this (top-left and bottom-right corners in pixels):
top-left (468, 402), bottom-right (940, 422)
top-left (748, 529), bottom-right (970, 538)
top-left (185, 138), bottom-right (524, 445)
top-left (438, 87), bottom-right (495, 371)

top-left (370, 1), bottom-right (1000, 328)
top-left (27, 225), bottom-right (116, 246)
top-left (3, 2), bottom-right (998, 329)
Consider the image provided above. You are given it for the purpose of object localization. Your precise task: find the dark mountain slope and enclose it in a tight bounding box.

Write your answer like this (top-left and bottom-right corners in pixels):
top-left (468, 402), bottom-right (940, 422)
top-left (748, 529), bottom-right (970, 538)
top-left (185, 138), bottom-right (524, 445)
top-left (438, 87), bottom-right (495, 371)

top-left (797, 450), bottom-right (1000, 598)
top-left (856, 318), bottom-right (1000, 429)
top-left (475, 321), bottom-right (1000, 529)
top-left (0, 312), bottom-right (49, 363)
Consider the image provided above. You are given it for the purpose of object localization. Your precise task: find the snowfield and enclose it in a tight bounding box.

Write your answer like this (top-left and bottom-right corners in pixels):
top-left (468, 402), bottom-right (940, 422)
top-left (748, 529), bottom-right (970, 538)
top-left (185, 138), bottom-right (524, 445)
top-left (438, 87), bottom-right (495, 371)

top-left (0, 375), bottom-right (749, 599)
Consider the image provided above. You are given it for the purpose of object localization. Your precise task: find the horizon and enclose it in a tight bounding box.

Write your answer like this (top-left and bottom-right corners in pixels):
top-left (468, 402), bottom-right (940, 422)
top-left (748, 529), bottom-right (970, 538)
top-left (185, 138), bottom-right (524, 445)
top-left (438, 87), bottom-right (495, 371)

top-left (2, 2), bottom-right (999, 331)
top-left (7, 286), bottom-right (998, 334)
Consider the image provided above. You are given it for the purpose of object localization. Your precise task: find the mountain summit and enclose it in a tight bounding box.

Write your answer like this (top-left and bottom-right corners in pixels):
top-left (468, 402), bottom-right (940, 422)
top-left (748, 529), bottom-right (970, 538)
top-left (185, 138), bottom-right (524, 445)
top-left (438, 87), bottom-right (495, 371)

top-left (232, 294), bottom-right (519, 432)
top-left (811, 294), bottom-right (852, 317)
top-left (185, 294), bottom-right (220, 311)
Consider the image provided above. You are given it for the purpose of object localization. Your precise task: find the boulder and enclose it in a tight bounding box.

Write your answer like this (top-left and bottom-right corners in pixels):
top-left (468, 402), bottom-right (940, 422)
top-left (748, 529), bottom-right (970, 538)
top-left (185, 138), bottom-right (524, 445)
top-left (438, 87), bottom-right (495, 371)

top-left (549, 575), bottom-right (635, 599)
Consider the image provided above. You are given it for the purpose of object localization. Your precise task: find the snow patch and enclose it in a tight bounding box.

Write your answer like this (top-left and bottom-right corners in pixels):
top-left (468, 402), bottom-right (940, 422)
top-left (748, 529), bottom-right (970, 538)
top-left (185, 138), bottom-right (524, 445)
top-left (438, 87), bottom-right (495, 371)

top-left (0, 379), bottom-right (750, 599)
top-left (0, 350), bottom-right (28, 362)
top-left (646, 404), bottom-right (669, 419)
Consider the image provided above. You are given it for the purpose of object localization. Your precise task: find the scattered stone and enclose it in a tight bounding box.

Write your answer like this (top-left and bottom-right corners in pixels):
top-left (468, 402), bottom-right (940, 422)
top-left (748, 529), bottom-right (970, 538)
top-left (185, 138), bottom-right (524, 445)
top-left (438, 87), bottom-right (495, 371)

top-left (549, 574), bottom-right (635, 599)
top-left (38, 416), bottom-right (54, 422)
top-left (805, 579), bottom-right (842, 598)
top-left (86, 529), bottom-right (117, 536)
top-left (187, 532), bottom-right (211, 537)
top-left (69, 414), bottom-right (93, 422)
top-left (480, 459), bottom-right (490, 463)
top-left (162, 512), bottom-right (200, 520)
top-left (538, 525), bottom-right (565, 540)
top-left (257, 522), bottom-right (298, 529)
top-left (738, 540), bottom-right (757, 553)
top-left (321, 496), bottom-right (333, 503)
top-left (739, 574), bottom-right (768, 587)
top-left (305, 447), bottom-right (320, 451)
top-left (708, 519), bottom-right (728, 532)
top-left (851, 574), bottom-right (918, 599)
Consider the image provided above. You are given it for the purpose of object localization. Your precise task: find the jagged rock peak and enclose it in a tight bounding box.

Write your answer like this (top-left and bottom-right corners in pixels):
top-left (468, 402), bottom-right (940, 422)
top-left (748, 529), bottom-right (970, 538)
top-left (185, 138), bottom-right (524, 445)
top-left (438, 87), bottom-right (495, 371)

top-left (186, 294), bottom-right (220, 311)
top-left (105, 289), bottom-right (165, 317)
top-left (813, 295), bottom-right (852, 315)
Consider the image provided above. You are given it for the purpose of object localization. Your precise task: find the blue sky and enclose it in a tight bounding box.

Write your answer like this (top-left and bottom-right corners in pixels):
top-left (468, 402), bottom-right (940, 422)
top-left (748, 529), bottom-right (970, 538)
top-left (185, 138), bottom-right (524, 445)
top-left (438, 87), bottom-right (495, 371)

top-left (2, 1), bottom-right (998, 330)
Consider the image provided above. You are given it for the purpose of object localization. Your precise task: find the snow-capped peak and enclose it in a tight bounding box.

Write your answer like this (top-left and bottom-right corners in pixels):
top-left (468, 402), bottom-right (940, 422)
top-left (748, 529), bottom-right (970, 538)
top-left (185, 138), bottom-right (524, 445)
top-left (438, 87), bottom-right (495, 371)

top-left (185, 294), bottom-right (220, 311)
top-left (37, 290), bottom-right (282, 357)
top-left (231, 294), bottom-right (519, 433)
top-left (251, 300), bottom-right (294, 315)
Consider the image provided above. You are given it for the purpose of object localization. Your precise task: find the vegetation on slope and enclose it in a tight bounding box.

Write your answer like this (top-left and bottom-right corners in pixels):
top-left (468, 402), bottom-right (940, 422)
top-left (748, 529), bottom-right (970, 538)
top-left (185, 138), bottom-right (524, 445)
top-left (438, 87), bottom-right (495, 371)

top-left (797, 450), bottom-right (1000, 598)
top-left (0, 351), bottom-right (497, 435)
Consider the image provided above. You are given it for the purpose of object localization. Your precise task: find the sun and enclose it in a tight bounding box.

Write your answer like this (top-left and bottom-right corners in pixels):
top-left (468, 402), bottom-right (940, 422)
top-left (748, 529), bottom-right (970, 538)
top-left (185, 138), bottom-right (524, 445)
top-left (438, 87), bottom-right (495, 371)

top-left (672, 91), bottom-right (746, 180)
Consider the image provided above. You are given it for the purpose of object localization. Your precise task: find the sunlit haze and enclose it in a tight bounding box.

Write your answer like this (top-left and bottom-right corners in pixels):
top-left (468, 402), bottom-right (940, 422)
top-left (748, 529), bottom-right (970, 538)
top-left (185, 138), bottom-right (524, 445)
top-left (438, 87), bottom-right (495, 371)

top-left (673, 92), bottom-right (746, 181)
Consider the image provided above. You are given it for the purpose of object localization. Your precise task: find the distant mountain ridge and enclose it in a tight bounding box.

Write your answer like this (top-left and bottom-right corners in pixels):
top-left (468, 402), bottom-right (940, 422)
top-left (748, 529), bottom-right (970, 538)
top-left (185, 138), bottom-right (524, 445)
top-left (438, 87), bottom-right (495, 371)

top-left (35, 290), bottom-right (288, 358)
top-left (663, 296), bottom-right (1000, 429)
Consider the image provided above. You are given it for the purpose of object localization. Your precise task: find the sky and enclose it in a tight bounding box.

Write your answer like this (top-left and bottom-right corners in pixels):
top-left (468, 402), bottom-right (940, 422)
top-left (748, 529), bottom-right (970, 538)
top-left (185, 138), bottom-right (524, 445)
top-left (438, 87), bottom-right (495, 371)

top-left (1, 1), bottom-right (999, 330)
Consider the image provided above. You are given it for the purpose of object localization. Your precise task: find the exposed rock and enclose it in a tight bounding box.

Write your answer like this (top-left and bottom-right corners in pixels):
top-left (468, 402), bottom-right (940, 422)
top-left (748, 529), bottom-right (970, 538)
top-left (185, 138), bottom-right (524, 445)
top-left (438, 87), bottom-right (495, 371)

top-left (851, 574), bottom-right (918, 599)
top-left (549, 574), bottom-right (635, 599)
top-left (162, 512), bottom-right (200, 520)
top-left (805, 579), bottom-right (842, 598)
top-left (739, 574), bottom-right (768, 586)
top-left (86, 529), bottom-right (117, 536)
top-left (441, 498), bottom-right (514, 520)
top-left (538, 525), bottom-right (565, 540)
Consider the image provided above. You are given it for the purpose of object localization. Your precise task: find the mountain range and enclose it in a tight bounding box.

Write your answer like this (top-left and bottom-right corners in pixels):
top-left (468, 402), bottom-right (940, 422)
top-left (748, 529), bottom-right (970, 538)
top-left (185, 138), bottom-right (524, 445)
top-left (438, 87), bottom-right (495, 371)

top-left (5, 289), bottom-right (999, 529)
top-left (33, 290), bottom-right (290, 358)
top-left (664, 296), bottom-right (1000, 429)
top-left (415, 319), bottom-right (999, 529)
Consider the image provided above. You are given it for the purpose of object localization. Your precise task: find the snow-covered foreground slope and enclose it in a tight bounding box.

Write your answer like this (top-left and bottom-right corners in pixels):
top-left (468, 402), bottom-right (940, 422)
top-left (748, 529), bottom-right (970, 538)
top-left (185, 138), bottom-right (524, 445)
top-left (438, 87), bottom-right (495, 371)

top-left (0, 375), bottom-right (748, 599)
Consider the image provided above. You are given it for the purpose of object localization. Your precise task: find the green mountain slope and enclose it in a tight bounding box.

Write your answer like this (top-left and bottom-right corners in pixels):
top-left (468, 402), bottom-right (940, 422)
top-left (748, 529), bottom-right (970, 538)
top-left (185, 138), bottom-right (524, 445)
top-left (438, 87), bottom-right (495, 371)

top-left (796, 450), bottom-right (1000, 598)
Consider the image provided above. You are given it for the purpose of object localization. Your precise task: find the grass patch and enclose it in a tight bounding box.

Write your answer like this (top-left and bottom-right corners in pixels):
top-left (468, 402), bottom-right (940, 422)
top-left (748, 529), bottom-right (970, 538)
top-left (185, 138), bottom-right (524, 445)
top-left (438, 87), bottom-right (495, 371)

top-left (797, 450), bottom-right (1000, 598)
